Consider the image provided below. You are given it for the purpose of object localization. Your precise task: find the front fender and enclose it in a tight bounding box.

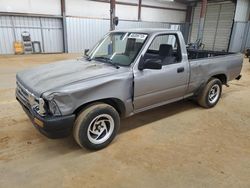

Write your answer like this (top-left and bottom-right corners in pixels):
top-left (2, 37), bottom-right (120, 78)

top-left (43, 71), bottom-right (134, 116)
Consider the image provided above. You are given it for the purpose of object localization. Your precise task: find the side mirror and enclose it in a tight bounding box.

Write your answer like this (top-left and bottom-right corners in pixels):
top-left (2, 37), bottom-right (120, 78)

top-left (113, 17), bottom-right (119, 26)
top-left (84, 49), bottom-right (89, 56)
top-left (138, 56), bottom-right (162, 70)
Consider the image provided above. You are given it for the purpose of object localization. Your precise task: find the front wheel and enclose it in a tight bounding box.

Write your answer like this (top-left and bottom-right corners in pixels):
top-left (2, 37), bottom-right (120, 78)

top-left (73, 103), bottom-right (120, 150)
top-left (197, 78), bottom-right (222, 108)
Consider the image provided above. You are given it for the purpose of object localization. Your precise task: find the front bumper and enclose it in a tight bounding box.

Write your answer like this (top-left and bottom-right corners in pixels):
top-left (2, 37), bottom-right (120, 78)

top-left (16, 97), bottom-right (75, 139)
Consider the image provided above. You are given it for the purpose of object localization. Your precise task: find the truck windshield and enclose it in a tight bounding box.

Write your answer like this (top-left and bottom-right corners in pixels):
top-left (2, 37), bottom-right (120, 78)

top-left (87, 32), bottom-right (148, 66)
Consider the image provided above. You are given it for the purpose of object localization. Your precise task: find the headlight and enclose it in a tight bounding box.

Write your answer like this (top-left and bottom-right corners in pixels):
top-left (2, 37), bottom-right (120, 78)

top-left (28, 93), bottom-right (35, 106)
top-left (48, 100), bottom-right (61, 116)
top-left (38, 98), bottom-right (46, 115)
top-left (32, 98), bottom-right (46, 116)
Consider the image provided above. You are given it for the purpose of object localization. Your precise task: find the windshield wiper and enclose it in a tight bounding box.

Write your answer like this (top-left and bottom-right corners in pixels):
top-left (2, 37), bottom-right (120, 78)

top-left (93, 56), bottom-right (120, 69)
top-left (84, 54), bottom-right (91, 61)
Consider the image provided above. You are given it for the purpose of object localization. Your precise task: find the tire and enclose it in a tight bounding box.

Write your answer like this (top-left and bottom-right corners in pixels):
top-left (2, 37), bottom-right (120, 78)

top-left (73, 103), bottom-right (120, 150)
top-left (197, 78), bottom-right (222, 108)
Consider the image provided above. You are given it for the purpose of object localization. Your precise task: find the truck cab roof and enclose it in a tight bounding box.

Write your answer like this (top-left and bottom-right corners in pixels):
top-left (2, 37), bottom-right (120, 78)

top-left (110, 28), bottom-right (180, 35)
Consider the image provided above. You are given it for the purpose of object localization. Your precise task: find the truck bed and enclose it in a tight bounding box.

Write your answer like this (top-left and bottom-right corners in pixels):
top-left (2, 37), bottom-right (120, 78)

top-left (187, 49), bottom-right (235, 60)
top-left (186, 50), bottom-right (243, 96)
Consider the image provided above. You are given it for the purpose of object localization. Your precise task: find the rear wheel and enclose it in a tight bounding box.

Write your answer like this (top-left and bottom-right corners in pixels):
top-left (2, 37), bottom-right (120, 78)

top-left (73, 103), bottom-right (120, 150)
top-left (197, 78), bottom-right (222, 108)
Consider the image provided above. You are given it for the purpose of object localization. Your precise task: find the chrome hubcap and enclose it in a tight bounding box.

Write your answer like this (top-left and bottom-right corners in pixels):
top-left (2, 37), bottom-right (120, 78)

top-left (87, 114), bottom-right (114, 144)
top-left (208, 84), bottom-right (220, 104)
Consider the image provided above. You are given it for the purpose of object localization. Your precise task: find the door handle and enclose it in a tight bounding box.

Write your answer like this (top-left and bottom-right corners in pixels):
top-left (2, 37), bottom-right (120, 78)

top-left (177, 67), bottom-right (184, 73)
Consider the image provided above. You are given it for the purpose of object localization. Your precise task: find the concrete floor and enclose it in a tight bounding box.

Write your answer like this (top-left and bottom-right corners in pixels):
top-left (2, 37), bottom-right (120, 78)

top-left (0, 54), bottom-right (250, 188)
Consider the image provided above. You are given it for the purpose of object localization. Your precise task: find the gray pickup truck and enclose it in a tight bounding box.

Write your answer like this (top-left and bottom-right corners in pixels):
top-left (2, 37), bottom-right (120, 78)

top-left (16, 29), bottom-right (243, 150)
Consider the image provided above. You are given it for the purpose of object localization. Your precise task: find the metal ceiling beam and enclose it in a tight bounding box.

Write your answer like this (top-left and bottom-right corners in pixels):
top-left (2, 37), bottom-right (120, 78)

top-left (110, 0), bottom-right (116, 30)
top-left (138, 0), bottom-right (142, 21)
top-left (61, 0), bottom-right (68, 53)
top-left (175, 0), bottom-right (198, 5)
top-left (197, 0), bottom-right (207, 41)
top-left (175, 0), bottom-right (234, 5)
top-left (91, 0), bottom-right (186, 11)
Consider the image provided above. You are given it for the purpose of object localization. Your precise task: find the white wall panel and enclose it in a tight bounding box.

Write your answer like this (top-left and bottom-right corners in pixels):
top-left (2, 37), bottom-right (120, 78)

top-left (67, 17), bottom-right (180, 53)
top-left (66, 0), bottom-right (186, 23)
top-left (190, 5), bottom-right (201, 43)
top-left (41, 18), bottom-right (63, 53)
top-left (14, 28), bottom-right (42, 44)
top-left (0, 0), bottom-right (61, 15)
top-left (66, 0), bottom-right (110, 19)
top-left (0, 27), bottom-right (15, 54)
top-left (66, 17), bottom-right (110, 53)
top-left (202, 5), bottom-right (220, 50)
top-left (41, 18), bottom-right (62, 29)
top-left (117, 20), bottom-right (171, 29)
top-left (190, 2), bottom-right (235, 51)
top-left (0, 16), bottom-right (63, 54)
top-left (116, 4), bottom-right (138, 21)
top-left (229, 22), bottom-right (247, 52)
top-left (42, 29), bottom-right (63, 53)
top-left (213, 3), bottom-right (235, 51)
top-left (0, 16), bottom-right (12, 26)
top-left (142, 0), bottom-right (186, 9)
top-left (234, 0), bottom-right (250, 22)
top-left (244, 22), bottom-right (250, 50)
top-left (228, 0), bottom-right (250, 52)
top-left (13, 16), bottom-right (40, 27)
top-left (141, 7), bottom-right (186, 23)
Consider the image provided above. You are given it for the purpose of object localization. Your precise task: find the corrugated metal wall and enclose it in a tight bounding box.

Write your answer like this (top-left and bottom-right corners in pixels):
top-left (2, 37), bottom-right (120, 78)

top-left (0, 16), bottom-right (63, 54)
top-left (190, 2), bottom-right (235, 51)
top-left (0, 16), bottom-right (15, 54)
top-left (1, 16), bottom-right (184, 54)
top-left (66, 17), bottom-right (110, 53)
top-left (213, 3), bottom-right (235, 51)
top-left (41, 18), bottom-right (63, 53)
top-left (228, 0), bottom-right (250, 52)
top-left (67, 17), bottom-right (181, 53)
top-left (229, 21), bottom-right (250, 52)
top-left (243, 22), bottom-right (250, 50)
top-left (117, 20), bottom-right (171, 29)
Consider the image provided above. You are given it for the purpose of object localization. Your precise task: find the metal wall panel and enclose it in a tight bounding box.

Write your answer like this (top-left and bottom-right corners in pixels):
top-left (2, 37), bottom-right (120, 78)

top-left (66, 17), bottom-right (110, 53)
top-left (42, 29), bottom-right (64, 53)
top-left (213, 3), bottom-right (235, 51)
top-left (117, 20), bottom-right (171, 29)
top-left (229, 22), bottom-right (248, 52)
top-left (190, 5), bottom-right (201, 43)
top-left (0, 16), bottom-right (12, 27)
top-left (14, 28), bottom-right (42, 43)
top-left (41, 18), bottom-right (63, 53)
top-left (0, 27), bottom-right (15, 54)
top-left (244, 22), bottom-right (250, 50)
top-left (0, 16), bottom-right (63, 54)
top-left (190, 2), bottom-right (235, 51)
top-left (66, 17), bottom-right (179, 53)
top-left (234, 0), bottom-right (250, 22)
top-left (13, 16), bottom-right (41, 27)
top-left (0, 16), bottom-right (15, 54)
top-left (202, 5), bottom-right (220, 50)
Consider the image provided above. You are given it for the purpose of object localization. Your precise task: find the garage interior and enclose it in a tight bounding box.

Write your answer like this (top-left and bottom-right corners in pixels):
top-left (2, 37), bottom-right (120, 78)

top-left (0, 0), bottom-right (250, 187)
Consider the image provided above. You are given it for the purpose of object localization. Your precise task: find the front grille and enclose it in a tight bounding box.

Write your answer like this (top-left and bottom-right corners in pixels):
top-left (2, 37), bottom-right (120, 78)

top-left (16, 81), bottom-right (37, 108)
top-left (16, 81), bottom-right (47, 116)
top-left (16, 82), bottom-right (28, 101)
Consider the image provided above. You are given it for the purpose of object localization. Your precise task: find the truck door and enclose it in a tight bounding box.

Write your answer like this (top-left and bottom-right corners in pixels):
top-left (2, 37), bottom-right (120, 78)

top-left (133, 33), bottom-right (189, 111)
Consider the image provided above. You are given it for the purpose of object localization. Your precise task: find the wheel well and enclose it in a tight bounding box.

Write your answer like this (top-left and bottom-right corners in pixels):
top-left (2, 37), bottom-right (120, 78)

top-left (74, 98), bottom-right (126, 118)
top-left (212, 74), bottom-right (227, 84)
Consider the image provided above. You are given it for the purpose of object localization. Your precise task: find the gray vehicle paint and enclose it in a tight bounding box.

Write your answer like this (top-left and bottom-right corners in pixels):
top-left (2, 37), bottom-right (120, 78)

top-left (16, 29), bottom-right (243, 118)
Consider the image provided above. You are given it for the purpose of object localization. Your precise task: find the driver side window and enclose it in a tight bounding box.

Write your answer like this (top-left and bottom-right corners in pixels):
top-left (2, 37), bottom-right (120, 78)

top-left (145, 34), bottom-right (181, 66)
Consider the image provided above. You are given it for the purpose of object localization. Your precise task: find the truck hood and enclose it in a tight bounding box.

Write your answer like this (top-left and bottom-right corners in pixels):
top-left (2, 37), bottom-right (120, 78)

top-left (16, 59), bottom-right (122, 96)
